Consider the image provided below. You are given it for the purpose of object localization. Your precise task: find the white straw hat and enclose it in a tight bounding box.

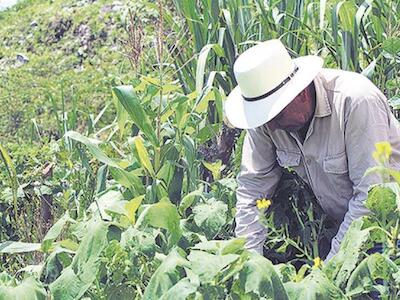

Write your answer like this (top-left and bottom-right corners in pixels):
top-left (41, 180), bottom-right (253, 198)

top-left (224, 39), bottom-right (323, 129)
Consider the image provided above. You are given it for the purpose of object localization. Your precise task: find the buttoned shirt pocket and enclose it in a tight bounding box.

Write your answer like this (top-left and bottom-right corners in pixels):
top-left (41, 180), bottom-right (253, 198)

top-left (276, 149), bottom-right (301, 168)
top-left (323, 152), bottom-right (353, 200)
top-left (323, 152), bottom-right (348, 174)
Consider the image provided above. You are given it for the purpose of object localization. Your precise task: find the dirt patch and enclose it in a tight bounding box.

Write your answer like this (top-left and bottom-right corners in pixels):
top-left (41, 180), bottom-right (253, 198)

top-left (46, 16), bottom-right (73, 44)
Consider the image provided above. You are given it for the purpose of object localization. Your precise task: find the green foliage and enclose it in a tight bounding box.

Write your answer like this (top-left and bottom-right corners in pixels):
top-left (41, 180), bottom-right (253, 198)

top-left (0, 0), bottom-right (400, 299)
top-left (0, 274), bottom-right (47, 300)
top-left (49, 218), bottom-right (120, 300)
top-left (284, 269), bottom-right (346, 300)
top-left (366, 184), bottom-right (398, 223)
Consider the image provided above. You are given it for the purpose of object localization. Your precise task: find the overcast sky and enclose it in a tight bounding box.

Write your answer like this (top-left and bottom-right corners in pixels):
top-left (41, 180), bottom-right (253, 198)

top-left (0, 0), bottom-right (19, 11)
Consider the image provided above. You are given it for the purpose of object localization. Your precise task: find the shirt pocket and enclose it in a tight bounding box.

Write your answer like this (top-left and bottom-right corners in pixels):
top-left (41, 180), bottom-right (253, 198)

top-left (323, 152), bottom-right (348, 174)
top-left (323, 152), bottom-right (353, 200)
top-left (276, 149), bottom-right (301, 168)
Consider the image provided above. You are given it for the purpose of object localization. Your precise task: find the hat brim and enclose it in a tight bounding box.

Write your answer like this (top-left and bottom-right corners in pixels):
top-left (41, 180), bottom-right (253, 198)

top-left (224, 56), bottom-right (323, 129)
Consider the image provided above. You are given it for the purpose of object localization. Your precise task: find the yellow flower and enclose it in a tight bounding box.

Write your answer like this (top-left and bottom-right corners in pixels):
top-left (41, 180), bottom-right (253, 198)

top-left (312, 257), bottom-right (322, 269)
top-left (373, 141), bottom-right (392, 163)
top-left (256, 198), bottom-right (272, 210)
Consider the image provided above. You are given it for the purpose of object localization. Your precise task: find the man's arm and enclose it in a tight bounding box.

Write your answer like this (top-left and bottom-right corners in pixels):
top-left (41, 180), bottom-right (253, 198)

top-left (235, 126), bottom-right (282, 254)
top-left (325, 93), bottom-right (391, 260)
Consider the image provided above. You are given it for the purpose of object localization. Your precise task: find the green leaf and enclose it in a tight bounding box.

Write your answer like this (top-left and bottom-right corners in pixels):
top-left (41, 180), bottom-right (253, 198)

top-left (193, 199), bottom-right (227, 238)
top-left (196, 44), bottom-right (225, 94)
top-left (109, 167), bottom-right (145, 195)
top-left (324, 218), bottom-right (370, 288)
top-left (338, 0), bottom-right (356, 32)
top-left (65, 131), bottom-right (121, 169)
top-left (143, 248), bottom-right (188, 300)
top-left (112, 92), bottom-right (129, 138)
top-left (192, 238), bottom-right (246, 256)
top-left (0, 276), bottom-right (47, 300)
top-left (346, 253), bottom-right (398, 297)
top-left (382, 37), bottom-right (400, 55)
top-left (361, 59), bottom-right (376, 79)
top-left (187, 250), bottom-right (239, 283)
top-left (159, 278), bottom-right (198, 300)
top-left (0, 241), bottom-right (41, 254)
top-left (42, 212), bottom-right (71, 252)
top-left (202, 160), bottom-right (223, 181)
top-left (0, 143), bottom-right (18, 219)
top-left (365, 184), bottom-right (398, 223)
top-left (234, 252), bottom-right (289, 299)
top-left (388, 96), bottom-right (400, 109)
top-left (49, 218), bottom-right (117, 300)
top-left (125, 195), bottom-right (144, 224)
top-left (113, 85), bottom-right (159, 146)
top-left (284, 269), bottom-right (346, 300)
top-left (179, 189), bottom-right (203, 216)
top-left (132, 135), bottom-right (155, 177)
top-left (136, 198), bottom-right (182, 246)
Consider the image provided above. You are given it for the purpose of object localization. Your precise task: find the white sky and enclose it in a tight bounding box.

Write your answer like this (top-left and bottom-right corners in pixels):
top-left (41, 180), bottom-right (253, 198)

top-left (0, 0), bottom-right (19, 11)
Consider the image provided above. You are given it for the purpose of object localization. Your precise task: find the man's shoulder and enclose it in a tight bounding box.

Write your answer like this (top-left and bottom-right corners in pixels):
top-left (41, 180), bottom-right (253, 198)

top-left (318, 68), bottom-right (385, 105)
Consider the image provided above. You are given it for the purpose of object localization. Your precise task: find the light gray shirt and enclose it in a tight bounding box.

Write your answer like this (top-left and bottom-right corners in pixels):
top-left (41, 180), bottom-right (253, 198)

top-left (235, 68), bottom-right (400, 260)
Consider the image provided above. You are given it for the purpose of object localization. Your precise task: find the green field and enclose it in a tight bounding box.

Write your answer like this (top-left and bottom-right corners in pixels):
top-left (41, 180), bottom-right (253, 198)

top-left (0, 0), bottom-right (400, 299)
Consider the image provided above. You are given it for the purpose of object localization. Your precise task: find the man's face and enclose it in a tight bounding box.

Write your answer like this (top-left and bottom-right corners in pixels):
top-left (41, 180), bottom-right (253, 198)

top-left (267, 84), bottom-right (315, 132)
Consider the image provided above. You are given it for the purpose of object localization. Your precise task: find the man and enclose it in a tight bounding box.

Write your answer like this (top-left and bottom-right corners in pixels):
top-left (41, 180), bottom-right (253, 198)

top-left (224, 39), bottom-right (400, 260)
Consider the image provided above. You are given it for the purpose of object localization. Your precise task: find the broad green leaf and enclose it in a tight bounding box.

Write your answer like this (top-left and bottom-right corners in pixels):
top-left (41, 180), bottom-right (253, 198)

top-left (0, 242), bottom-right (41, 254)
top-left (274, 263), bottom-right (297, 283)
top-left (65, 131), bottom-right (121, 169)
top-left (187, 250), bottom-right (239, 283)
top-left (192, 238), bottom-right (246, 255)
top-left (324, 218), bottom-right (370, 288)
top-left (113, 85), bottom-right (159, 146)
top-left (49, 218), bottom-right (118, 300)
top-left (382, 37), bottom-right (400, 55)
top-left (109, 167), bottom-right (145, 195)
top-left (346, 253), bottom-right (398, 297)
top-left (0, 276), bottom-right (46, 300)
top-left (136, 198), bottom-right (182, 246)
top-left (233, 252), bottom-right (289, 299)
top-left (143, 248), bottom-right (188, 300)
top-left (284, 269), bottom-right (346, 300)
top-left (132, 135), bottom-right (155, 177)
top-left (197, 124), bottom-right (220, 144)
top-left (179, 189), bottom-right (203, 216)
top-left (193, 199), bottom-right (227, 238)
top-left (41, 248), bottom-right (73, 284)
top-left (42, 212), bottom-right (71, 252)
top-left (159, 278), bottom-right (198, 300)
top-left (365, 183), bottom-right (399, 223)
top-left (91, 190), bottom-right (125, 219)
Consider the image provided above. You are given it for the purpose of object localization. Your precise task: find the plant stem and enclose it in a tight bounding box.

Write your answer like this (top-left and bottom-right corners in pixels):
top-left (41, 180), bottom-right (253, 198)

top-left (154, 0), bottom-right (164, 173)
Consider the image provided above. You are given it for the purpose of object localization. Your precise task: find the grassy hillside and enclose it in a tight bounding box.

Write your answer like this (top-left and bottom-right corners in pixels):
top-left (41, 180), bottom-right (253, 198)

top-left (0, 0), bottom-right (156, 143)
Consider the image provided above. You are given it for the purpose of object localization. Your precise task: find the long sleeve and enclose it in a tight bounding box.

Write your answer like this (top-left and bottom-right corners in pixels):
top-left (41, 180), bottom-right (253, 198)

top-left (235, 126), bottom-right (283, 254)
top-left (325, 94), bottom-right (391, 260)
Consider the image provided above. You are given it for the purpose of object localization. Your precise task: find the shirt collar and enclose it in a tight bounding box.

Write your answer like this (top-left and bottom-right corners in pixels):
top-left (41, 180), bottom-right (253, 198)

top-left (313, 72), bottom-right (331, 118)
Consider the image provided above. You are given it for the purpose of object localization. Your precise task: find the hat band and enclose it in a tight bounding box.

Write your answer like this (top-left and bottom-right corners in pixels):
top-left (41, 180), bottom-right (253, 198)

top-left (243, 66), bottom-right (299, 102)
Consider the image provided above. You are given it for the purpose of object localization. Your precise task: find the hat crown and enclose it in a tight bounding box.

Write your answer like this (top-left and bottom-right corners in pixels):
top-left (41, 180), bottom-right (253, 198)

top-left (234, 40), bottom-right (295, 98)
